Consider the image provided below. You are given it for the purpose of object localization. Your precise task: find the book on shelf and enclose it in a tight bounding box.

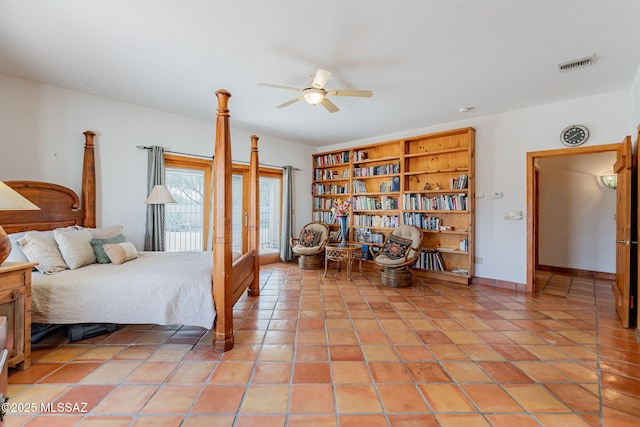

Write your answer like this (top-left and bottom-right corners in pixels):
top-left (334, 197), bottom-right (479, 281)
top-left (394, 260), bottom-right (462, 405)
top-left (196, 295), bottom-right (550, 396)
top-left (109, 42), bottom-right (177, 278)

top-left (314, 151), bottom-right (350, 167)
top-left (402, 193), bottom-right (467, 211)
top-left (449, 173), bottom-right (468, 189)
top-left (413, 250), bottom-right (445, 271)
top-left (352, 180), bottom-right (368, 194)
top-left (379, 176), bottom-right (400, 192)
top-left (353, 151), bottom-right (368, 162)
top-left (353, 162), bottom-right (400, 177)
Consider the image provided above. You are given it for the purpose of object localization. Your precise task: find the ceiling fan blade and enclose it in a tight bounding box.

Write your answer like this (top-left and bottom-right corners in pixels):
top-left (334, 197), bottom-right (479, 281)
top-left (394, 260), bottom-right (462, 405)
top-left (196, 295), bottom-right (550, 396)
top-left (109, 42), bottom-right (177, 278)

top-left (311, 69), bottom-right (331, 89)
top-left (276, 96), bottom-right (304, 108)
top-left (327, 89), bottom-right (373, 98)
top-left (259, 83), bottom-right (303, 92)
top-left (320, 97), bottom-right (340, 113)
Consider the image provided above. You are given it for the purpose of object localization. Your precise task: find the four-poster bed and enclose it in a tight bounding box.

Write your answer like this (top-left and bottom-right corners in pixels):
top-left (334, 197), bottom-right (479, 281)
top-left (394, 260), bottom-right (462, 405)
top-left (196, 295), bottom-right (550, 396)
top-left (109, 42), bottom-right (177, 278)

top-left (0, 89), bottom-right (259, 352)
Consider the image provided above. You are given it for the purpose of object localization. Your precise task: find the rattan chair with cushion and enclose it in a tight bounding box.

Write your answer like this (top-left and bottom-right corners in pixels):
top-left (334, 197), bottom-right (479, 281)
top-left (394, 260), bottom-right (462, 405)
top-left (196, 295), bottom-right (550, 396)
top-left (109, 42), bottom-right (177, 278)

top-left (290, 222), bottom-right (330, 269)
top-left (370, 225), bottom-right (423, 287)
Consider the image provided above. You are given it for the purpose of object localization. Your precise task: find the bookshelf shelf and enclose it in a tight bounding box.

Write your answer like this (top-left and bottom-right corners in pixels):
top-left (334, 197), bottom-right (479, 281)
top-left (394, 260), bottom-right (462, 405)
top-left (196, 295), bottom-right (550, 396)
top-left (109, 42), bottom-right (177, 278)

top-left (310, 127), bottom-right (475, 284)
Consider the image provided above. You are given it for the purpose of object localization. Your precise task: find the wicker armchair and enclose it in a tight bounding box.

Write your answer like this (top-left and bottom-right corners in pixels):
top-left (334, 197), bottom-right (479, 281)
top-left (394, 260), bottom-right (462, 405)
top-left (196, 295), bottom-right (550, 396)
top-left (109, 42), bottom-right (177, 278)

top-left (370, 225), bottom-right (423, 287)
top-left (290, 222), bottom-right (330, 269)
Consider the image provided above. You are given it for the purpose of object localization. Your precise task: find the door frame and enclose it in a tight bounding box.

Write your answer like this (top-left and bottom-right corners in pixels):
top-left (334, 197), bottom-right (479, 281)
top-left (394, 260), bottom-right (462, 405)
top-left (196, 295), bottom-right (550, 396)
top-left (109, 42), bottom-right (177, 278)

top-left (526, 143), bottom-right (620, 293)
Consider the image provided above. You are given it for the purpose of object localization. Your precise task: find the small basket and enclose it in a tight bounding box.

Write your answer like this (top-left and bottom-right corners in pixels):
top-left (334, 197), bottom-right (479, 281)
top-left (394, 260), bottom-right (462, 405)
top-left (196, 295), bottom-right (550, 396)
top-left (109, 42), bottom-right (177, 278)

top-left (381, 267), bottom-right (412, 288)
top-left (299, 253), bottom-right (324, 270)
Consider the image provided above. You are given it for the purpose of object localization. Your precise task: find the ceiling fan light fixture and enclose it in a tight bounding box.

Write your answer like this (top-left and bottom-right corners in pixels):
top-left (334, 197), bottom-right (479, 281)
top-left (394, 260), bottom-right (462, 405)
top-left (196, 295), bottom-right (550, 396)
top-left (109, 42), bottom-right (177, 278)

top-left (303, 88), bottom-right (325, 105)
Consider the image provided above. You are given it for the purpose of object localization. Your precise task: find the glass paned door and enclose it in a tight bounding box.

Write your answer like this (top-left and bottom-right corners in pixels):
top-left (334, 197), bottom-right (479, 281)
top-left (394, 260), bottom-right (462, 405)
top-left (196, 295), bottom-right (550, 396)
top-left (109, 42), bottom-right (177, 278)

top-left (232, 174), bottom-right (244, 253)
top-left (260, 175), bottom-right (281, 262)
top-left (165, 167), bottom-right (205, 252)
top-left (232, 166), bottom-right (282, 264)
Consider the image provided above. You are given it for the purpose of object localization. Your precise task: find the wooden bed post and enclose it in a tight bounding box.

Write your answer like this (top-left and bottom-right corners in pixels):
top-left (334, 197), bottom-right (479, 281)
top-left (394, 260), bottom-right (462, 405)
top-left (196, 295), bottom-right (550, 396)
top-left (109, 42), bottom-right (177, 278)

top-left (212, 90), bottom-right (234, 352)
top-left (248, 135), bottom-right (260, 296)
top-left (82, 131), bottom-right (96, 228)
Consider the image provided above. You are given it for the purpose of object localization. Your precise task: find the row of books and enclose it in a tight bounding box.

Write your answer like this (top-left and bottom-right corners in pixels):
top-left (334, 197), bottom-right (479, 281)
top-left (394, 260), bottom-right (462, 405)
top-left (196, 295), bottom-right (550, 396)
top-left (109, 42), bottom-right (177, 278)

top-left (353, 162), bottom-right (400, 177)
top-left (379, 176), bottom-right (400, 192)
top-left (313, 151), bottom-right (350, 167)
top-left (313, 197), bottom-right (343, 210)
top-left (413, 250), bottom-right (445, 271)
top-left (353, 214), bottom-right (400, 228)
top-left (352, 195), bottom-right (399, 210)
top-left (450, 173), bottom-right (469, 189)
top-left (312, 211), bottom-right (341, 224)
top-left (352, 151), bottom-right (368, 162)
top-left (312, 183), bottom-right (349, 195)
top-left (402, 213), bottom-right (442, 230)
top-left (403, 193), bottom-right (468, 211)
top-left (313, 168), bottom-right (350, 181)
top-left (353, 228), bottom-right (385, 245)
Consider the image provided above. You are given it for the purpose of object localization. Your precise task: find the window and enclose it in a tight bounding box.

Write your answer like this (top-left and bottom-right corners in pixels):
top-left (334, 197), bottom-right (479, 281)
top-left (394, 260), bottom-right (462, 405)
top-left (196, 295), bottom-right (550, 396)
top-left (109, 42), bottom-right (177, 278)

top-left (164, 155), bottom-right (211, 252)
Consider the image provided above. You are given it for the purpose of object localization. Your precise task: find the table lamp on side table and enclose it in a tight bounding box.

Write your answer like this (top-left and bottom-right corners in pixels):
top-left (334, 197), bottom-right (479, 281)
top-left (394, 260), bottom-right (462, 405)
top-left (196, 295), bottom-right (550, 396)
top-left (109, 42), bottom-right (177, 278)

top-left (0, 181), bottom-right (40, 265)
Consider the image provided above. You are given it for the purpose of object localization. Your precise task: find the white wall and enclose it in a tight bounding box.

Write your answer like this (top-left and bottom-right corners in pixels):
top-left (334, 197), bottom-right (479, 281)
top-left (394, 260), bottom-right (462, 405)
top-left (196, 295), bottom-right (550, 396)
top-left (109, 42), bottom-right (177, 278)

top-left (537, 154), bottom-right (617, 273)
top-left (633, 64), bottom-right (640, 140)
top-left (322, 90), bottom-right (631, 284)
top-left (0, 74), bottom-right (315, 249)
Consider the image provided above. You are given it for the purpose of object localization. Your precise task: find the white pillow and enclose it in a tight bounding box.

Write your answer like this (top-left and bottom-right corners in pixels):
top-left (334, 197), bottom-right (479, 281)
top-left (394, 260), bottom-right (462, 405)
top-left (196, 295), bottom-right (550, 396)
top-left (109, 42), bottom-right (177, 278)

top-left (103, 242), bottom-right (138, 265)
top-left (6, 232), bottom-right (29, 263)
top-left (18, 230), bottom-right (68, 274)
top-left (86, 225), bottom-right (124, 239)
top-left (54, 227), bottom-right (96, 269)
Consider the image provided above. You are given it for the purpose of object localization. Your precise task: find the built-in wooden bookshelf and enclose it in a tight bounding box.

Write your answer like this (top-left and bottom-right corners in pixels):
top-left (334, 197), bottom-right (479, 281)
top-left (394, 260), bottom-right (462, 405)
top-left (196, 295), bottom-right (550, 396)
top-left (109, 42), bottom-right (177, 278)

top-left (311, 127), bottom-right (475, 284)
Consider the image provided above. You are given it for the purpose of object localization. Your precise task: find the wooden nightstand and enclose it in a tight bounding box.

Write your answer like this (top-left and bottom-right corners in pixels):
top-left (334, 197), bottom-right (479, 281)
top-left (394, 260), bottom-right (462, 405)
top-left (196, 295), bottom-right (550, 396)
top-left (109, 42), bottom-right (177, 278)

top-left (0, 262), bottom-right (36, 370)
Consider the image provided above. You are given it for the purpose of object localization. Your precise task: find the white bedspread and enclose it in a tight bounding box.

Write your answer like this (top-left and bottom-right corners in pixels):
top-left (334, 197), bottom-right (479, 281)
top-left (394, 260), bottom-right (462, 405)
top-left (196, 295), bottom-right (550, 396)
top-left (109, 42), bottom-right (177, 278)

top-left (31, 251), bottom-right (219, 329)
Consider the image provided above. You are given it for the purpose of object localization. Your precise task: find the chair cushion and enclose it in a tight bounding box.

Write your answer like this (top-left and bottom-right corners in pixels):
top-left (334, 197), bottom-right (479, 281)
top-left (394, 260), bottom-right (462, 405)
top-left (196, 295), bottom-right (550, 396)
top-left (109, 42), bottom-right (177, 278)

top-left (382, 234), bottom-right (412, 260)
top-left (299, 230), bottom-right (321, 247)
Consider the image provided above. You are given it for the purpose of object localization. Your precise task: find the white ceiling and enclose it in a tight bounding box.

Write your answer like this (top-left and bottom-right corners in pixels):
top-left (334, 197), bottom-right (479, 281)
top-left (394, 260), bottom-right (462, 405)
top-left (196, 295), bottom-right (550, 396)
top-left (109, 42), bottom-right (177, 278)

top-left (1, 0), bottom-right (639, 147)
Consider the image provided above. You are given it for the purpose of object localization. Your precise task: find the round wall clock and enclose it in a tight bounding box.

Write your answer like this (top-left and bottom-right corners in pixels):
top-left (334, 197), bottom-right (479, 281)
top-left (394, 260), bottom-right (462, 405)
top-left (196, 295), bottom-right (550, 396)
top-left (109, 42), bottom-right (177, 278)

top-left (560, 125), bottom-right (589, 147)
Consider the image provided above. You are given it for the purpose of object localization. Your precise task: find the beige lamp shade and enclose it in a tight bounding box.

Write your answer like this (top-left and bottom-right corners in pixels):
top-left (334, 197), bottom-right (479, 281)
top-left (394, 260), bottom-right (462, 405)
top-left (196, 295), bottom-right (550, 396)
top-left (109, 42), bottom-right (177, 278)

top-left (0, 181), bottom-right (40, 210)
top-left (0, 180), bottom-right (40, 265)
top-left (145, 184), bottom-right (177, 204)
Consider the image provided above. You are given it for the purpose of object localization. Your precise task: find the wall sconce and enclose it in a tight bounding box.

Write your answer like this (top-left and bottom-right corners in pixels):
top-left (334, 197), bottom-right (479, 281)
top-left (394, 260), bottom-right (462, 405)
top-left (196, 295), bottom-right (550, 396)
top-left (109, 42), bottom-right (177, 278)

top-left (600, 174), bottom-right (617, 189)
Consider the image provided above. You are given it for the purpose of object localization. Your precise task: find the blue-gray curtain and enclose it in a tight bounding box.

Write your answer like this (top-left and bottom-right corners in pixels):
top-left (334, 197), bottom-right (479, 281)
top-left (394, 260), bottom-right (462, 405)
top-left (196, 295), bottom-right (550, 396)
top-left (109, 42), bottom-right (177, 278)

top-left (280, 166), bottom-right (294, 261)
top-left (144, 146), bottom-right (166, 251)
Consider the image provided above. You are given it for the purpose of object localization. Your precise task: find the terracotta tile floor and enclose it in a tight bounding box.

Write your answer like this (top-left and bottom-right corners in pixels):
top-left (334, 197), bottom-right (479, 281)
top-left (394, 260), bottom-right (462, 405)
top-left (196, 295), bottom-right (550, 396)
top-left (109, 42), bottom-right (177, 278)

top-left (5, 264), bottom-right (640, 426)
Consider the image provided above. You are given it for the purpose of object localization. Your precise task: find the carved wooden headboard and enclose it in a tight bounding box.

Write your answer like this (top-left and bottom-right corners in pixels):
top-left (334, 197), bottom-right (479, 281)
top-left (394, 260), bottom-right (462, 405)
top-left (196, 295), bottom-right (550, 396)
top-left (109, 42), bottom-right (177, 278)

top-left (0, 131), bottom-right (97, 233)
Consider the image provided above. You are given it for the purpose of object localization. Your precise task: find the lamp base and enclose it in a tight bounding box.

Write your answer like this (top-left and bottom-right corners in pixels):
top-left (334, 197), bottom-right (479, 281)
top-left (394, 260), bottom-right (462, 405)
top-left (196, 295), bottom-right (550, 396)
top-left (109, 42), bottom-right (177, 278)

top-left (0, 226), bottom-right (11, 265)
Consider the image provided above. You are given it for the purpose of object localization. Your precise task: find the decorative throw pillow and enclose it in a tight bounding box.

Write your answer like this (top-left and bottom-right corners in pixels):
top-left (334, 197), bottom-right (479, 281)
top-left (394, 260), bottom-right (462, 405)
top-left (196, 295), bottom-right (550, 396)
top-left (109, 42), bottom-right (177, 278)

top-left (382, 234), bottom-right (413, 260)
top-left (18, 230), bottom-right (68, 274)
top-left (91, 234), bottom-right (128, 264)
top-left (85, 225), bottom-right (124, 239)
top-left (54, 227), bottom-right (97, 269)
top-left (6, 232), bottom-right (29, 263)
top-left (299, 229), bottom-right (321, 247)
top-left (103, 242), bottom-right (138, 265)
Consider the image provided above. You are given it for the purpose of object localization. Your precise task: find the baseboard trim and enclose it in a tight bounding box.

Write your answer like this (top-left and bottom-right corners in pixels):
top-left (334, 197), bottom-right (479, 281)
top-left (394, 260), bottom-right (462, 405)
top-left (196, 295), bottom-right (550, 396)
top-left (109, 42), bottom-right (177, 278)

top-left (537, 264), bottom-right (615, 280)
top-left (472, 276), bottom-right (527, 292)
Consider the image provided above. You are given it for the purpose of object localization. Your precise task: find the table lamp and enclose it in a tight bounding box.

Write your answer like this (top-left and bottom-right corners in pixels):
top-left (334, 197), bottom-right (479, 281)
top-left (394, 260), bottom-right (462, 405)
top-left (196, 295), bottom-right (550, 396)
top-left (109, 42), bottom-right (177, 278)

top-left (144, 184), bottom-right (177, 204)
top-left (0, 181), bottom-right (40, 265)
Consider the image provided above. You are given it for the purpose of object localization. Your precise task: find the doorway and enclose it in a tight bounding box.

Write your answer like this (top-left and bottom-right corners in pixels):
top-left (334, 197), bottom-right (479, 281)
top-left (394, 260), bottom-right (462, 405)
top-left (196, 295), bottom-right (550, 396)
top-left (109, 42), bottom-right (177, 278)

top-left (232, 165), bottom-right (283, 264)
top-left (526, 143), bottom-right (620, 293)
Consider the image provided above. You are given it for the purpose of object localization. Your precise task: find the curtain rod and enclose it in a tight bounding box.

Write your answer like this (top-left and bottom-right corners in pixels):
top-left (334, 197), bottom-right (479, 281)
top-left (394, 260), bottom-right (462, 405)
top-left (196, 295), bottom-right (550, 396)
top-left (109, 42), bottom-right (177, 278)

top-left (136, 145), bottom-right (301, 171)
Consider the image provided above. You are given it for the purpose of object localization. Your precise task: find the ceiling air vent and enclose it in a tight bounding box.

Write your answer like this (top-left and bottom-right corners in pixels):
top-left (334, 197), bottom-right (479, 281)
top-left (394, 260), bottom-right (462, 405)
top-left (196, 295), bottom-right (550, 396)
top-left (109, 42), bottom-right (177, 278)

top-left (558, 55), bottom-right (595, 72)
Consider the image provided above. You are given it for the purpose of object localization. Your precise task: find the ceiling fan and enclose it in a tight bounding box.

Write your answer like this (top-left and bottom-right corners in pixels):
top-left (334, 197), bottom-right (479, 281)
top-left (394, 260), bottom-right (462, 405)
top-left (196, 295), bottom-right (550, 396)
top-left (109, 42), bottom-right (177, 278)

top-left (259, 68), bottom-right (373, 113)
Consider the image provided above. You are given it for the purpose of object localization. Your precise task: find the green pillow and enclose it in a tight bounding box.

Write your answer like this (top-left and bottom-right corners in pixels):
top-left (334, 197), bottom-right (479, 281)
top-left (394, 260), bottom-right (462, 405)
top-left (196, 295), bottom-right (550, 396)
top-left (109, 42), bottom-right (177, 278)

top-left (91, 234), bottom-right (128, 263)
